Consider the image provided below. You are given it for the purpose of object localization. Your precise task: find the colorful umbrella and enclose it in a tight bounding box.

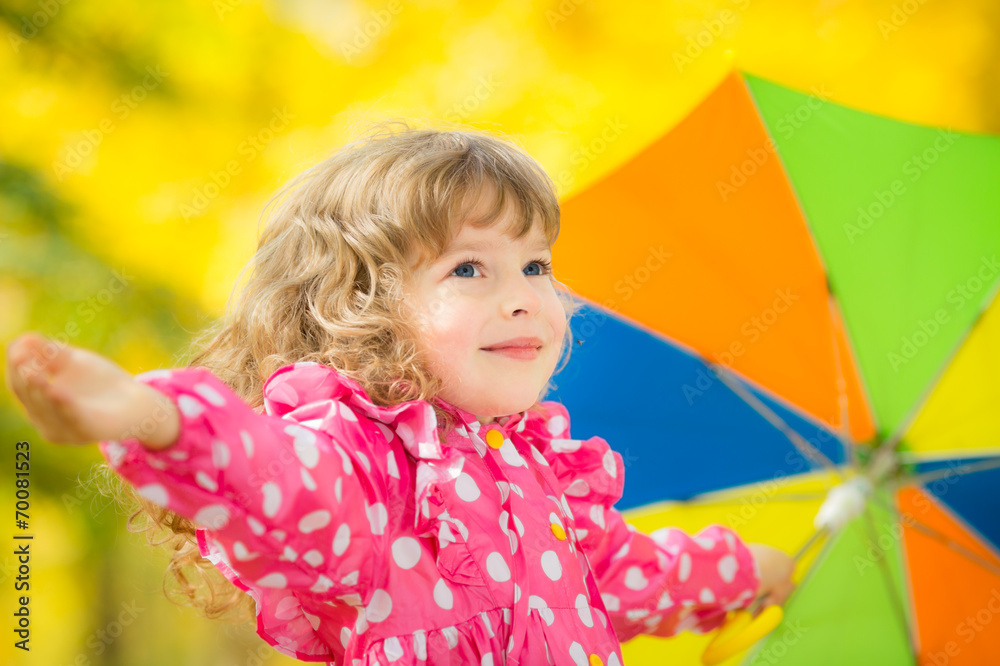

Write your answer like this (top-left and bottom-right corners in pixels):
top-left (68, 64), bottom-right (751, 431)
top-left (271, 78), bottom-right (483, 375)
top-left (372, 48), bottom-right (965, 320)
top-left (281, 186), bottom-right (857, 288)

top-left (546, 69), bottom-right (1000, 665)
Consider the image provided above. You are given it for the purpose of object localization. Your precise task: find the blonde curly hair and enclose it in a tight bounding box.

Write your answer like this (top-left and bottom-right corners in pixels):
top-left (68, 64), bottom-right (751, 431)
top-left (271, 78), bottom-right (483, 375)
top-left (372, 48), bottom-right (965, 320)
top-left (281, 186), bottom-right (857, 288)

top-left (89, 119), bottom-right (584, 624)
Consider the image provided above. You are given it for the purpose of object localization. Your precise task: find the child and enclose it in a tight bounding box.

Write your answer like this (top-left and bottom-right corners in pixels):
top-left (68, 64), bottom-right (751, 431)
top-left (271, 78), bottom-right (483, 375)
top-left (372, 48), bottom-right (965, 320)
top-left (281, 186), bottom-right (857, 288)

top-left (6, 122), bottom-right (794, 666)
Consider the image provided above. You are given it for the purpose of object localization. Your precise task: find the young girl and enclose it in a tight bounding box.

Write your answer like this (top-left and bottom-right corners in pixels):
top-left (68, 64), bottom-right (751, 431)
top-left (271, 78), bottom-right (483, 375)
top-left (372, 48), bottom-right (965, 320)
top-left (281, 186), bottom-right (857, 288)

top-left (6, 122), bottom-right (794, 666)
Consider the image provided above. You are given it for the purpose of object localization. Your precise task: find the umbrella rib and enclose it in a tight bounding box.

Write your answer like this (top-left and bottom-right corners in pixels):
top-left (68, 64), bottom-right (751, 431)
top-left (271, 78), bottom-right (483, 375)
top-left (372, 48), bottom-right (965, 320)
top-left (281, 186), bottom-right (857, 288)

top-left (677, 492), bottom-right (829, 507)
top-left (873, 495), bottom-right (1000, 579)
top-left (861, 507), bottom-right (917, 658)
top-left (892, 456), bottom-right (1000, 489)
top-left (708, 361), bottom-right (844, 479)
top-left (826, 292), bottom-right (857, 470)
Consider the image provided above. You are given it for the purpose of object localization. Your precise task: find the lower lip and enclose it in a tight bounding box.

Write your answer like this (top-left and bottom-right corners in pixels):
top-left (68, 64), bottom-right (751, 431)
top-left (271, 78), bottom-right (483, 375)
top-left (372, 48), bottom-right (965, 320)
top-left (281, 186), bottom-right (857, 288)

top-left (482, 346), bottom-right (541, 360)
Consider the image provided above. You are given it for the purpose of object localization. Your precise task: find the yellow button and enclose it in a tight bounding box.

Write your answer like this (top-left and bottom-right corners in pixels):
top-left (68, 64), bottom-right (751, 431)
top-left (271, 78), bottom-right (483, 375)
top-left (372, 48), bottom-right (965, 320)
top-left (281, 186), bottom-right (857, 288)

top-left (550, 523), bottom-right (566, 540)
top-left (589, 655), bottom-right (604, 666)
top-left (486, 429), bottom-right (505, 449)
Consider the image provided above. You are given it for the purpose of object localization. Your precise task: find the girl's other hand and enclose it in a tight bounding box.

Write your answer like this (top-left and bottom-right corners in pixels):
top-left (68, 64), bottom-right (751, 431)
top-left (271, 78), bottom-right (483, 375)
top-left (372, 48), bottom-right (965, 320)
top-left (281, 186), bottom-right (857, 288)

top-left (5, 332), bottom-right (179, 449)
top-left (746, 543), bottom-right (796, 609)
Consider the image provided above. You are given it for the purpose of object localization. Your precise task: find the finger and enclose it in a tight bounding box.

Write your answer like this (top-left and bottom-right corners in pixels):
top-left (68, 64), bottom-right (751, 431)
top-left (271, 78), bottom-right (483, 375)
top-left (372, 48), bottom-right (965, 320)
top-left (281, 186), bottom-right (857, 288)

top-left (35, 336), bottom-right (73, 376)
top-left (22, 367), bottom-right (71, 442)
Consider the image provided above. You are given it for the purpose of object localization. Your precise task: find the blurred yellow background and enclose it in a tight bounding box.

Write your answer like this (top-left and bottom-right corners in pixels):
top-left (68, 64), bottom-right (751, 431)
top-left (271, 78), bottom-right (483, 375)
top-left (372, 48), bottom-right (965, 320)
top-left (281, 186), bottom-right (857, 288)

top-left (2, 0), bottom-right (998, 664)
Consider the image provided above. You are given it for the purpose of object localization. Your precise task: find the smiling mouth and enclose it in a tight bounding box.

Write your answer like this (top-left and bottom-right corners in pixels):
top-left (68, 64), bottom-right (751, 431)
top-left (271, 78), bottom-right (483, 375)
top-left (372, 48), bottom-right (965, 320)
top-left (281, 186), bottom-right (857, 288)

top-left (481, 346), bottom-right (542, 360)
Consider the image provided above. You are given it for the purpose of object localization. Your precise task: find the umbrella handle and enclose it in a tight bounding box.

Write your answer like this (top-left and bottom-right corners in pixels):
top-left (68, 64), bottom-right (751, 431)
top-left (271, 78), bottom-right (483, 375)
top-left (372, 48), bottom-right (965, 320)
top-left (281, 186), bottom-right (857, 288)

top-left (699, 527), bottom-right (826, 665)
top-left (700, 606), bottom-right (784, 665)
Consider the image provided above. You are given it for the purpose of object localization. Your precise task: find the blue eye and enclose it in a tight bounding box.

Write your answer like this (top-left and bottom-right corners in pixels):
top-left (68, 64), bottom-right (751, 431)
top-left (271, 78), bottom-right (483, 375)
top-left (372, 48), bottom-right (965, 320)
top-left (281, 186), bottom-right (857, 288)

top-left (450, 258), bottom-right (554, 278)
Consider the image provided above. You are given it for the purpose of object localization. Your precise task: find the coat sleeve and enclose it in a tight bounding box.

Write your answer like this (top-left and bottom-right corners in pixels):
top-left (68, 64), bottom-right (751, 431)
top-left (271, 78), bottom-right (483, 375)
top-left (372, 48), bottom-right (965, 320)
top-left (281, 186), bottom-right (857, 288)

top-left (97, 366), bottom-right (394, 661)
top-left (523, 401), bottom-right (761, 643)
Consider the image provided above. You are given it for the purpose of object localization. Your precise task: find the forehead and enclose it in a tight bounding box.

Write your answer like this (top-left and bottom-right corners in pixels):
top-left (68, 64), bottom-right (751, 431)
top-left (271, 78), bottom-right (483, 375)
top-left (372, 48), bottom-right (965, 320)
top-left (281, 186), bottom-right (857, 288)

top-left (442, 222), bottom-right (551, 257)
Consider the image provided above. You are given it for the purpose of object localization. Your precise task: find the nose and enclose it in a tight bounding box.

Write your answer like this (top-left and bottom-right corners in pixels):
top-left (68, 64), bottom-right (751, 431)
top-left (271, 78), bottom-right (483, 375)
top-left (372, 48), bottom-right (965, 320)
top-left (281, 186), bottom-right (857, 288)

top-left (500, 270), bottom-right (544, 318)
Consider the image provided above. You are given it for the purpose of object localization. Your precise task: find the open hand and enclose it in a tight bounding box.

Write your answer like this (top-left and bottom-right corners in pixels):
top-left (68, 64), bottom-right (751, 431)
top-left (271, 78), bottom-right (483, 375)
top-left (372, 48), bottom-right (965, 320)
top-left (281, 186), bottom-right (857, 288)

top-left (5, 332), bottom-right (178, 447)
top-left (746, 543), bottom-right (796, 608)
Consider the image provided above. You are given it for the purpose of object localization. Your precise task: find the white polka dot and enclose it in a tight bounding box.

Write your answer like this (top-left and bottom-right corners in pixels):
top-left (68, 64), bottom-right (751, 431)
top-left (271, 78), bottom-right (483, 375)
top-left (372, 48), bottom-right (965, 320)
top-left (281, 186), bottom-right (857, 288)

top-left (193, 382), bottom-right (226, 406)
top-left (658, 590), bottom-right (674, 609)
top-left (136, 369), bottom-right (172, 381)
top-left (335, 444), bottom-right (354, 475)
top-left (513, 514), bottom-right (524, 537)
top-left (341, 570), bottom-right (359, 586)
top-left (256, 573), bottom-right (287, 588)
top-left (355, 608), bottom-right (369, 635)
top-left (624, 566), bottom-right (649, 590)
top-left (384, 636), bottom-right (403, 661)
top-left (177, 394), bottom-right (204, 417)
top-left (550, 438), bottom-right (581, 453)
top-left (723, 531), bottom-right (737, 551)
top-left (433, 578), bottom-right (454, 610)
top-left (240, 431), bottom-right (254, 457)
top-left (366, 589), bottom-right (392, 623)
top-left (367, 502), bottom-right (387, 534)
top-left (335, 477), bottom-right (343, 502)
top-left (209, 439), bottom-right (229, 469)
top-left (195, 471), bottom-right (218, 492)
top-left (700, 588), bottom-right (716, 604)
top-left (282, 545), bottom-right (298, 561)
top-left (568, 641), bottom-right (588, 666)
top-left (531, 445), bottom-right (549, 466)
top-left (303, 550), bottom-right (324, 567)
top-left (575, 594), bottom-right (593, 627)
top-left (601, 593), bottom-right (620, 611)
top-left (481, 612), bottom-right (494, 637)
top-left (560, 495), bottom-right (574, 519)
top-left (547, 414), bottom-right (568, 437)
top-left (391, 537), bottom-right (421, 569)
top-left (356, 450), bottom-right (371, 474)
top-left (296, 466), bottom-right (316, 491)
top-left (603, 449), bottom-right (618, 478)
top-left (104, 441), bottom-right (127, 467)
top-left (262, 482), bottom-right (282, 518)
top-left (695, 536), bottom-right (716, 550)
top-left (540, 550), bottom-right (562, 581)
top-left (270, 529), bottom-right (286, 541)
top-left (496, 481), bottom-right (510, 502)
top-left (455, 473), bottom-right (481, 501)
top-left (678, 552), bottom-right (692, 582)
top-left (285, 425), bottom-right (319, 468)
top-left (589, 504), bottom-right (605, 529)
top-left (482, 653), bottom-right (494, 666)
top-left (414, 630), bottom-right (428, 659)
top-left (486, 552), bottom-right (511, 582)
top-left (608, 652), bottom-right (622, 666)
top-left (498, 439), bottom-right (526, 467)
top-left (386, 451), bottom-right (399, 479)
top-left (310, 575), bottom-right (333, 594)
top-left (233, 541), bottom-right (257, 560)
top-left (718, 554), bottom-right (738, 583)
top-left (193, 504), bottom-right (229, 529)
top-left (509, 483), bottom-right (523, 498)
top-left (513, 583), bottom-right (521, 603)
top-left (333, 524), bottom-right (351, 556)
top-left (338, 402), bottom-right (358, 422)
top-left (247, 516), bottom-right (265, 535)
top-left (137, 484), bottom-right (168, 507)
top-left (564, 479), bottom-right (590, 497)
top-left (442, 625), bottom-right (459, 649)
top-left (529, 596), bottom-right (554, 626)
top-left (298, 510), bottom-right (331, 534)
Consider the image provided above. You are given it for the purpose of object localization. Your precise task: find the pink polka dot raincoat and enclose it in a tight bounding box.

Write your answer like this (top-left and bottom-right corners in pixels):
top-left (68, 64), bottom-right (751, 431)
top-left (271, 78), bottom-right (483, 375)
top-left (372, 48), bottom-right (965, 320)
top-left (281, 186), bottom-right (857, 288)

top-left (99, 361), bottom-right (761, 665)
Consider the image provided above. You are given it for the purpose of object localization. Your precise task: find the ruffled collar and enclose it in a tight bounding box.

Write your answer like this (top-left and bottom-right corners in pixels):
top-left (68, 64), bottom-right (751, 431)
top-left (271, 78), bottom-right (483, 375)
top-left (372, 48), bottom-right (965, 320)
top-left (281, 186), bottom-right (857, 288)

top-left (261, 362), bottom-right (527, 458)
top-left (430, 395), bottom-right (526, 439)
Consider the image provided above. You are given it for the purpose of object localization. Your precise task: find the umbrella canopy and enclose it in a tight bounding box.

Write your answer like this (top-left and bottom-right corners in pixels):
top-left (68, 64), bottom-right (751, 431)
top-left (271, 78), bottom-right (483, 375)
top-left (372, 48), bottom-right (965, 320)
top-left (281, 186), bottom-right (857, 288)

top-left (546, 69), bottom-right (1000, 665)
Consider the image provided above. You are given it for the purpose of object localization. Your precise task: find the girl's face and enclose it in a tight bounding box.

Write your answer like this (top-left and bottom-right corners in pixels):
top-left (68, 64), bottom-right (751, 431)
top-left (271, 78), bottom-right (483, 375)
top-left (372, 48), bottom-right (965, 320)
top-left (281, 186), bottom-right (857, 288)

top-left (404, 206), bottom-right (567, 424)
